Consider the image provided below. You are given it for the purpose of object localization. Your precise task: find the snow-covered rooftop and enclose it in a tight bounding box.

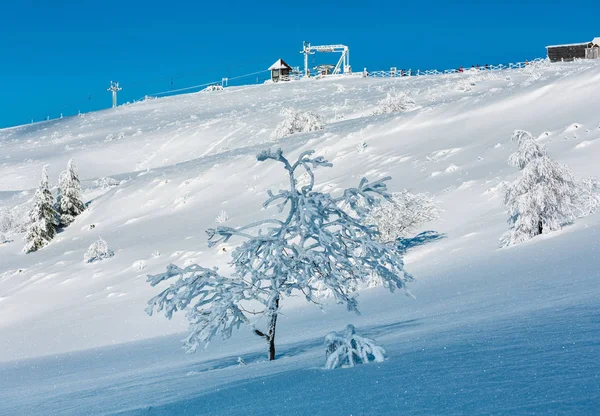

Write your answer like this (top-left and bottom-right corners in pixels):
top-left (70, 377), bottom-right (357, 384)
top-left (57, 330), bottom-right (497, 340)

top-left (546, 41), bottom-right (593, 48)
top-left (268, 58), bottom-right (292, 70)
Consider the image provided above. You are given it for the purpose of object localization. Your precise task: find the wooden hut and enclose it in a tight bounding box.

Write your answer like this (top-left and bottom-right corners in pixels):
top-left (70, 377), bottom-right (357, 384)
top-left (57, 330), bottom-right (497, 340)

top-left (546, 38), bottom-right (600, 62)
top-left (269, 59), bottom-right (292, 82)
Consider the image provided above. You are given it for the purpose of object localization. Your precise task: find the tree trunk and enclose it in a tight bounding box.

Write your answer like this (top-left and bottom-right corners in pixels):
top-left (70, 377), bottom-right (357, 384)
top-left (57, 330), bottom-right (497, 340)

top-left (537, 219), bottom-right (543, 235)
top-left (267, 296), bottom-right (280, 361)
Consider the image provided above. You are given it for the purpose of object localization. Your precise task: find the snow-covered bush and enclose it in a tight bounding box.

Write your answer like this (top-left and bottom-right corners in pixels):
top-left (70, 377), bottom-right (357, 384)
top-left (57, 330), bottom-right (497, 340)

top-left (372, 92), bottom-right (416, 115)
top-left (215, 210), bottom-right (229, 224)
top-left (0, 204), bottom-right (29, 243)
top-left (84, 237), bottom-right (114, 263)
top-left (270, 108), bottom-right (325, 139)
top-left (521, 59), bottom-right (550, 83)
top-left (147, 149), bottom-right (412, 361)
top-left (325, 324), bottom-right (385, 370)
top-left (94, 177), bottom-right (120, 189)
top-left (23, 166), bottom-right (58, 253)
top-left (501, 130), bottom-right (578, 247)
top-left (56, 159), bottom-right (85, 226)
top-left (366, 190), bottom-right (439, 244)
top-left (202, 85), bottom-right (224, 92)
top-left (577, 177), bottom-right (600, 217)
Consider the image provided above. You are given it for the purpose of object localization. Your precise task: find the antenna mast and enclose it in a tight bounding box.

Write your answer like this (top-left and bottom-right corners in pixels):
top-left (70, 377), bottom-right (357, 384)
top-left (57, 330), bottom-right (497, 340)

top-left (107, 81), bottom-right (122, 108)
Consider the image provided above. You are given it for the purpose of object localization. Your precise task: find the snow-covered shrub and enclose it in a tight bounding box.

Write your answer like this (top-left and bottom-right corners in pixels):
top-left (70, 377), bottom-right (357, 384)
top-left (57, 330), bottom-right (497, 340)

top-left (270, 108), bottom-right (325, 139)
top-left (372, 92), bottom-right (416, 115)
top-left (0, 204), bottom-right (30, 243)
top-left (84, 237), bottom-right (114, 263)
top-left (325, 324), bottom-right (385, 370)
top-left (56, 159), bottom-right (85, 226)
top-left (94, 177), bottom-right (120, 189)
top-left (577, 177), bottom-right (600, 217)
top-left (215, 210), bottom-right (229, 224)
top-left (521, 59), bottom-right (550, 82)
top-left (356, 140), bottom-right (367, 153)
top-left (147, 149), bottom-right (412, 361)
top-left (501, 130), bottom-right (578, 247)
top-left (23, 166), bottom-right (58, 253)
top-left (367, 190), bottom-right (439, 244)
top-left (202, 85), bottom-right (224, 92)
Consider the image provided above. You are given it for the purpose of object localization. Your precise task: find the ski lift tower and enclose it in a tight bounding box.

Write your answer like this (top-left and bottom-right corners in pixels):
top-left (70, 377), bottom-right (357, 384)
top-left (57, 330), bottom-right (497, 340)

top-left (300, 42), bottom-right (350, 77)
top-left (107, 81), bottom-right (122, 108)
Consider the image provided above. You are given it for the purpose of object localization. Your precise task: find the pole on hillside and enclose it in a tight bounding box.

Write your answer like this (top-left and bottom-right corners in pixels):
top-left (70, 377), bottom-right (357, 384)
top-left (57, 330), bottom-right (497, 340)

top-left (107, 81), bottom-right (122, 108)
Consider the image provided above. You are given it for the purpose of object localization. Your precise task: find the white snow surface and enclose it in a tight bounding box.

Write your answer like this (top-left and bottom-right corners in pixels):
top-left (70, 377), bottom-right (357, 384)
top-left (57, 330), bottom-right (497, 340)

top-left (1, 61), bottom-right (600, 415)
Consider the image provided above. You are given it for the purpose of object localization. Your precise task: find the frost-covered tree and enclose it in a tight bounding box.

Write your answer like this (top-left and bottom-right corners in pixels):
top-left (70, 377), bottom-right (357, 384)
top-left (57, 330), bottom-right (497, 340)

top-left (366, 190), bottom-right (439, 244)
top-left (147, 149), bottom-right (413, 361)
top-left (270, 109), bottom-right (324, 140)
top-left (372, 92), bottom-right (416, 115)
top-left (1, 204), bottom-right (30, 244)
top-left (324, 324), bottom-right (385, 369)
top-left (84, 237), bottom-right (114, 263)
top-left (56, 159), bottom-right (85, 226)
top-left (23, 165), bottom-right (58, 253)
top-left (501, 130), bottom-right (578, 247)
top-left (577, 177), bottom-right (600, 217)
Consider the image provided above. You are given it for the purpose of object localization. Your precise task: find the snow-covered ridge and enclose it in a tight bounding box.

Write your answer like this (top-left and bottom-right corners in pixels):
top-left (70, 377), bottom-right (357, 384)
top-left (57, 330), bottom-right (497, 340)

top-left (1, 60), bottom-right (600, 415)
top-left (2, 59), bottom-right (600, 359)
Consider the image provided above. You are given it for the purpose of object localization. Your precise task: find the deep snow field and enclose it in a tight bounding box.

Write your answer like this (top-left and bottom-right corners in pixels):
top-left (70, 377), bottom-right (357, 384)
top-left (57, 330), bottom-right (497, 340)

top-left (1, 61), bottom-right (599, 415)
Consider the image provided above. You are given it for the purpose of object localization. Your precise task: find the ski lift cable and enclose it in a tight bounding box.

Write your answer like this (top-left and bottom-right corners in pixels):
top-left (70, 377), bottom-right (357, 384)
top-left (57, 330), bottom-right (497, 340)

top-left (150, 69), bottom-right (270, 96)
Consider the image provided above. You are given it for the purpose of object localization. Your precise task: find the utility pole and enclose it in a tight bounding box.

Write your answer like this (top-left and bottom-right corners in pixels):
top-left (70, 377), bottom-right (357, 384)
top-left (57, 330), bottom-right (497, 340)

top-left (107, 81), bottom-right (122, 108)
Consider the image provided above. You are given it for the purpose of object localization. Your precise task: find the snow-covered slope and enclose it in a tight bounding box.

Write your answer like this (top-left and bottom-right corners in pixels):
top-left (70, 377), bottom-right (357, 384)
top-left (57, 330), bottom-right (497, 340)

top-left (1, 61), bottom-right (600, 415)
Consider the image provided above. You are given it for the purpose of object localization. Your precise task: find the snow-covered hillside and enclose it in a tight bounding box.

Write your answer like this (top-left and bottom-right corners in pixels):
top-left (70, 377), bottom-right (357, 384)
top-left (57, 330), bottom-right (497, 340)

top-left (1, 61), bottom-right (600, 415)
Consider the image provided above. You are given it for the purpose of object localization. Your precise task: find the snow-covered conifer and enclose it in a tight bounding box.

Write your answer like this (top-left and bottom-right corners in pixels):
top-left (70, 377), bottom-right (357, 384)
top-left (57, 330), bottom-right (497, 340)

top-left (23, 165), bottom-right (58, 253)
top-left (56, 159), bottom-right (85, 226)
top-left (147, 149), bottom-right (412, 361)
top-left (84, 237), bottom-right (114, 263)
top-left (270, 108), bottom-right (324, 139)
top-left (501, 130), bottom-right (578, 247)
top-left (366, 190), bottom-right (439, 244)
top-left (577, 177), bottom-right (600, 217)
top-left (324, 324), bottom-right (385, 369)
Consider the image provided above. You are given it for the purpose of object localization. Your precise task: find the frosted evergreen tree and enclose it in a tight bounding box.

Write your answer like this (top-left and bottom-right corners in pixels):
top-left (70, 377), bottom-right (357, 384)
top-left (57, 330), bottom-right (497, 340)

top-left (577, 177), bottom-right (600, 217)
top-left (147, 149), bottom-right (413, 361)
top-left (56, 159), bottom-right (85, 226)
top-left (23, 165), bottom-right (58, 253)
top-left (324, 324), bottom-right (385, 369)
top-left (501, 130), bottom-right (578, 247)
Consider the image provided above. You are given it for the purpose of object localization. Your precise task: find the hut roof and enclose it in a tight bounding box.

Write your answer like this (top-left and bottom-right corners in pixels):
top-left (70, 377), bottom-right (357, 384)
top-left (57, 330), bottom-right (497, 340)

top-left (269, 59), bottom-right (292, 71)
top-left (546, 41), bottom-right (593, 49)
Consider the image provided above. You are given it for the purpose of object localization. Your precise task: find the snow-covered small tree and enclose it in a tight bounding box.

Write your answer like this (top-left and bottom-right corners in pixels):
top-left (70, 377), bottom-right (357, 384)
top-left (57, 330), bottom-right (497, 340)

top-left (372, 92), bottom-right (416, 115)
top-left (366, 190), bottom-right (439, 244)
top-left (84, 237), bottom-right (114, 263)
top-left (23, 165), bottom-right (58, 253)
top-left (147, 149), bottom-right (412, 361)
top-left (324, 324), bottom-right (385, 369)
top-left (577, 177), bottom-right (600, 217)
top-left (501, 130), bottom-right (578, 247)
top-left (56, 159), bottom-right (85, 226)
top-left (270, 108), bottom-right (324, 139)
top-left (1, 205), bottom-right (29, 243)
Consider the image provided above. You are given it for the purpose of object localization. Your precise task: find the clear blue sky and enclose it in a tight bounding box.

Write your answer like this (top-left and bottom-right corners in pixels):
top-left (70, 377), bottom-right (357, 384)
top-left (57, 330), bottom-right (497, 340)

top-left (0, 0), bottom-right (595, 128)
